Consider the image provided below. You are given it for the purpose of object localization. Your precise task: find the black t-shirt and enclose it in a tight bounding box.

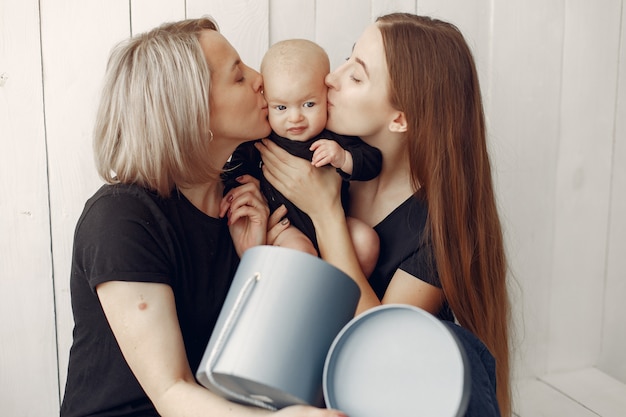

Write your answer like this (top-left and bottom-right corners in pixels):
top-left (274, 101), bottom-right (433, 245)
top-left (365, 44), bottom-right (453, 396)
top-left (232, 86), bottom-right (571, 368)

top-left (370, 191), bottom-right (454, 321)
top-left (223, 130), bottom-right (382, 250)
top-left (60, 184), bottom-right (240, 417)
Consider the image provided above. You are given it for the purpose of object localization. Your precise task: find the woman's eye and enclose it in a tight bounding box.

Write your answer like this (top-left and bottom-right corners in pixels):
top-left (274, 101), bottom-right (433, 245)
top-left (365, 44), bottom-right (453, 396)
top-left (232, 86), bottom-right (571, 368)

top-left (350, 75), bottom-right (361, 83)
top-left (303, 102), bottom-right (315, 108)
top-left (236, 69), bottom-right (245, 83)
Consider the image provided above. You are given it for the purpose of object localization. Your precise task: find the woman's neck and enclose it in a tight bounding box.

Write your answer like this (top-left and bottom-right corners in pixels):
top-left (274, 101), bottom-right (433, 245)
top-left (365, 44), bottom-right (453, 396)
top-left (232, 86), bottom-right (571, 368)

top-left (178, 180), bottom-right (224, 218)
top-left (350, 142), bottom-right (414, 226)
top-left (177, 137), bottom-right (246, 217)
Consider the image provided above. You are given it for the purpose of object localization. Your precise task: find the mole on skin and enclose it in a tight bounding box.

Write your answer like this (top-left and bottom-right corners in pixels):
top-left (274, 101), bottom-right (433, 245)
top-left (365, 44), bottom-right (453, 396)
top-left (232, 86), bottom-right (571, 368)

top-left (138, 302), bottom-right (148, 310)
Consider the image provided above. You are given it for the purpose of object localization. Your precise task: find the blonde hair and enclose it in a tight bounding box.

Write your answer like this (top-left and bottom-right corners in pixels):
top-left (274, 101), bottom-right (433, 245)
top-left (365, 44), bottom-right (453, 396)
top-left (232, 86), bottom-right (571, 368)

top-left (94, 17), bottom-right (219, 197)
top-left (260, 39), bottom-right (329, 79)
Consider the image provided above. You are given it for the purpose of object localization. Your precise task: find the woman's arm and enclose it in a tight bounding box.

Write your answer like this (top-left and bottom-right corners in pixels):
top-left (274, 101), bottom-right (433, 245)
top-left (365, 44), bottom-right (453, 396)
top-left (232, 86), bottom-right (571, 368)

top-left (97, 281), bottom-right (347, 417)
top-left (97, 281), bottom-right (266, 416)
top-left (382, 269), bottom-right (445, 314)
top-left (259, 139), bottom-right (445, 315)
top-left (257, 139), bottom-right (380, 314)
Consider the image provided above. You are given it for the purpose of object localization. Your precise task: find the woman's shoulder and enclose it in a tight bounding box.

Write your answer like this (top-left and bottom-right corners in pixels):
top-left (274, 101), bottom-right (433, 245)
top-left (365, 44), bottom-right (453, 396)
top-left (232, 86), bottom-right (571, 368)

top-left (78, 184), bottom-right (168, 229)
top-left (375, 191), bottom-right (428, 231)
top-left (89, 183), bottom-right (159, 201)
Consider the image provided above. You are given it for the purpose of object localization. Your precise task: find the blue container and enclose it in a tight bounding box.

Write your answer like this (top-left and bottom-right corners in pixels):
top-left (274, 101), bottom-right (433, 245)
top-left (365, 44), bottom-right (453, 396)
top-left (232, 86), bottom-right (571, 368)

top-left (323, 304), bottom-right (470, 417)
top-left (196, 245), bottom-right (361, 410)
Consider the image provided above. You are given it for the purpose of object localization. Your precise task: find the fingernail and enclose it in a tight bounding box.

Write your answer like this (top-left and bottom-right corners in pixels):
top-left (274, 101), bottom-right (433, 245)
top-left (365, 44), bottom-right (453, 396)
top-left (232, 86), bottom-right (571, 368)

top-left (281, 218), bottom-right (289, 225)
top-left (227, 194), bottom-right (233, 202)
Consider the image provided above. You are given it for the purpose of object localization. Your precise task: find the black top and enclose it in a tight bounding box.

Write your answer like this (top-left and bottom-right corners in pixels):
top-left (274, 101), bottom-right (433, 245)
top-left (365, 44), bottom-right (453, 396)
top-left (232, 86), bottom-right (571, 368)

top-left (61, 184), bottom-right (240, 417)
top-left (371, 191), bottom-right (454, 321)
top-left (223, 130), bottom-right (382, 250)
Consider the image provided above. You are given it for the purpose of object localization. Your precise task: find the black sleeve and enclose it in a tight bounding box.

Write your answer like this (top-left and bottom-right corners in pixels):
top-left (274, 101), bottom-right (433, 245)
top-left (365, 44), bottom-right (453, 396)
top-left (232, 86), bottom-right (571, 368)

top-left (75, 192), bottom-right (173, 292)
top-left (332, 134), bottom-right (382, 181)
top-left (222, 140), bottom-right (263, 194)
top-left (398, 241), bottom-right (440, 288)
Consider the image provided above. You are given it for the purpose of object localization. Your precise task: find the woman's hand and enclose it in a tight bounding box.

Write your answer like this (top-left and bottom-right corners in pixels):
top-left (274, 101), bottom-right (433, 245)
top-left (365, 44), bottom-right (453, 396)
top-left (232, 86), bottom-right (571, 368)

top-left (220, 174), bottom-right (270, 256)
top-left (255, 139), bottom-right (343, 219)
top-left (266, 204), bottom-right (290, 246)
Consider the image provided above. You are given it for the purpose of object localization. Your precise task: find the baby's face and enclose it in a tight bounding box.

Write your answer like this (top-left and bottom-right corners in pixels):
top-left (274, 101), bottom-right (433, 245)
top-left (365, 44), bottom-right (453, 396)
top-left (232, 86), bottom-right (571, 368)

top-left (263, 69), bottom-right (328, 141)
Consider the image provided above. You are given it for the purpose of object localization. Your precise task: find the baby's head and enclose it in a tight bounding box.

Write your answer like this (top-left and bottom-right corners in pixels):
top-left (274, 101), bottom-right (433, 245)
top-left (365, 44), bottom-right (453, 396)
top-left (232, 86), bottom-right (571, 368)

top-left (261, 39), bottom-right (330, 141)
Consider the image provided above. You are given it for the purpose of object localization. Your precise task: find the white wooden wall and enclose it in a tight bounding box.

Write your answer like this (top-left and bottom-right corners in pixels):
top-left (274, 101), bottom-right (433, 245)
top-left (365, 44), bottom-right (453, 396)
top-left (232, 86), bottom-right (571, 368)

top-left (1, 0), bottom-right (625, 415)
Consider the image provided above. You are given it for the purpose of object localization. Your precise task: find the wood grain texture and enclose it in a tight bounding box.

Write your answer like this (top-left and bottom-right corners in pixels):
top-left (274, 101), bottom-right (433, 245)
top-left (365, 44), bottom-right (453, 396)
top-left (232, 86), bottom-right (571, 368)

top-left (0, 0), bottom-right (57, 414)
top-left (188, 0), bottom-right (269, 70)
top-left (548, 0), bottom-right (622, 374)
top-left (40, 0), bottom-right (131, 397)
top-left (598, 0), bottom-right (626, 384)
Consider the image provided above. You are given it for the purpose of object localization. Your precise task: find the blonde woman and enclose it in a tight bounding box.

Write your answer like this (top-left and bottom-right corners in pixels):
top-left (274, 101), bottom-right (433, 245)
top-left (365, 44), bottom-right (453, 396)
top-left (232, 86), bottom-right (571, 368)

top-left (61, 18), bottom-right (346, 417)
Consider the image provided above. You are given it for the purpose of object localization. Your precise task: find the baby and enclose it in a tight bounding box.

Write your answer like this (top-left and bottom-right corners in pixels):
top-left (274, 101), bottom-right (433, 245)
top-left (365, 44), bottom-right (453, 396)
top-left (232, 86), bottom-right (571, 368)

top-left (223, 39), bottom-right (380, 276)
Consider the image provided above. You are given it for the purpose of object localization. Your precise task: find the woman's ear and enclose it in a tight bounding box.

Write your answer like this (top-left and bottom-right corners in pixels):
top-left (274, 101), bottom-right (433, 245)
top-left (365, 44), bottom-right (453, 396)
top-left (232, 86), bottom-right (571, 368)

top-left (388, 111), bottom-right (408, 133)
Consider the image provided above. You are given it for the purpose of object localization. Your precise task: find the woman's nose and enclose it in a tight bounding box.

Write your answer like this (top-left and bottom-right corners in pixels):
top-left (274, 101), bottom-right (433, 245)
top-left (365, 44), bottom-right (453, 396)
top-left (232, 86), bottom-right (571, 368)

top-left (250, 67), bottom-right (263, 93)
top-left (325, 62), bottom-right (346, 89)
top-left (325, 70), bottom-right (337, 89)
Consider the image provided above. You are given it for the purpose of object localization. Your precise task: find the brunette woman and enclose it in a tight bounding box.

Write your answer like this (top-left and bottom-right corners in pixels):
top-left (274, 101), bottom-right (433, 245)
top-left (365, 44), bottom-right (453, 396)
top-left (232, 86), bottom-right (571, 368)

top-left (260, 13), bottom-right (511, 417)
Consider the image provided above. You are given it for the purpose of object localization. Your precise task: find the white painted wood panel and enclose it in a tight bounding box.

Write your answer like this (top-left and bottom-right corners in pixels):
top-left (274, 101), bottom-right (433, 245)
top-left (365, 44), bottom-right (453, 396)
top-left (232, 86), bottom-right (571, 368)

top-left (488, 1), bottom-right (565, 381)
top-left (542, 368), bottom-right (626, 417)
top-left (316, 0), bottom-right (372, 70)
top-left (187, 0), bottom-right (269, 70)
top-left (548, 0), bottom-right (622, 374)
top-left (268, 0), bottom-right (315, 44)
top-left (371, 0), bottom-right (416, 19)
top-left (514, 378), bottom-right (599, 417)
top-left (0, 0), bottom-right (58, 415)
top-left (131, 0), bottom-right (186, 35)
top-left (598, 0), bottom-right (626, 384)
top-left (41, 0), bottom-right (131, 396)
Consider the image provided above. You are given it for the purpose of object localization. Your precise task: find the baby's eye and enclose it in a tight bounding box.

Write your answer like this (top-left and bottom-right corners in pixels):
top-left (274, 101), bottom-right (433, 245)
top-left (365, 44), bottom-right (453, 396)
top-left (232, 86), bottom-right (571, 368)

top-left (275, 105), bottom-right (287, 111)
top-left (303, 102), bottom-right (315, 108)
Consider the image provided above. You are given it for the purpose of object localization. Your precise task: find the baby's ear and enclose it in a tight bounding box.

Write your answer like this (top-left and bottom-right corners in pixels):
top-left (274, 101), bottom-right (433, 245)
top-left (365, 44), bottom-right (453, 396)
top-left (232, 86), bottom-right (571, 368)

top-left (388, 111), bottom-right (407, 133)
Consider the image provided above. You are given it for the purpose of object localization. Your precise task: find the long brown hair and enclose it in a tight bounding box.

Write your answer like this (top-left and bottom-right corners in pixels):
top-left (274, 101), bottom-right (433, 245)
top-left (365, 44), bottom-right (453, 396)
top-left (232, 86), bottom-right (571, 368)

top-left (377, 13), bottom-right (511, 416)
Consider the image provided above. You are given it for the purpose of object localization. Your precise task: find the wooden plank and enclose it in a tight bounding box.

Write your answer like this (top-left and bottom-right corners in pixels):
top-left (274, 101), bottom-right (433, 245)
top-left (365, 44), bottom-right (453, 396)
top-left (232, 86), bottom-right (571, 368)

top-left (268, 0), bottom-right (315, 44)
top-left (0, 1), bottom-right (58, 415)
top-left (131, 0), bottom-right (186, 35)
top-left (488, 1), bottom-right (565, 379)
top-left (371, 0), bottom-right (416, 19)
top-left (316, 0), bottom-right (371, 70)
top-left (542, 368), bottom-right (626, 417)
top-left (514, 378), bottom-right (599, 417)
top-left (187, 0), bottom-right (269, 70)
top-left (598, 0), bottom-right (626, 384)
top-left (40, 0), bottom-right (130, 394)
top-left (548, 0), bottom-right (622, 373)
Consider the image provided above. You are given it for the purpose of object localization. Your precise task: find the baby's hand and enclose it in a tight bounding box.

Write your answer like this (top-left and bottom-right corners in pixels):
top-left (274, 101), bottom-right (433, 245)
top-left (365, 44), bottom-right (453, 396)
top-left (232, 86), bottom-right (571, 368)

top-left (310, 139), bottom-right (347, 169)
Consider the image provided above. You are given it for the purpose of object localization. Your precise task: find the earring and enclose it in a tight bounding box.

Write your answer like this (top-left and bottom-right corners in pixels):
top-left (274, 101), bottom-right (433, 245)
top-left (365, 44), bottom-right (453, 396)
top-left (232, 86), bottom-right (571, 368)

top-left (209, 129), bottom-right (214, 142)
